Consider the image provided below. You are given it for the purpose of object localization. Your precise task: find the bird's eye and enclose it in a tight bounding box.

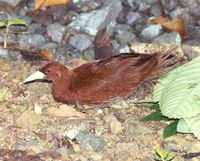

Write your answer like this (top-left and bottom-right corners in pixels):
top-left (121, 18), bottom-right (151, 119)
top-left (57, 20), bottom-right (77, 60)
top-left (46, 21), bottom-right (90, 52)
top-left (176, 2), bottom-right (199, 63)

top-left (46, 68), bottom-right (52, 74)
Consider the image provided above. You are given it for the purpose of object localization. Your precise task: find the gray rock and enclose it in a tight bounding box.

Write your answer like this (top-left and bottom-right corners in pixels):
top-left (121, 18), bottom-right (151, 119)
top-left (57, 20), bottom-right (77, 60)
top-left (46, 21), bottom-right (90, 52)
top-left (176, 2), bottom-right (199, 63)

top-left (47, 23), bottom-right (65, 43)
top-left (75, 131), bottom-right (105, 152)
top-left (82, 49), bottom-right (95, 60)
top-left (69, 34), bottom-right (92, 52)
top-left (117, 30), bottom-right (136, 44)
top-left (150, 2), bottom-right (163, 16)
top-left (17, 34), bottom-right (46, 47)
top-left (126, 12), bottom-right (141, 25)
top-left (41, 43), bottom-right (57, 55)
top-left (63, 120), bottom-right (91, 139)
top-left (141, 24), bottom-right (162, 39)
top-left (153, 32), bottom-right (182, 44)
top-left (0, 49), bottom-right (9, 59)
top-left (162, 0), bottom-right (179, 11)
top-left (0, 0), bottom-right (21, 7)
top-left (169, 7), bottom-right (194, 24)
top-left (170, 7), bottom-right (189, 18)
top-left (123, 119), bottom-right (153, 136)
top-left (72, 0), bottom-right (102, 11)
top-left (127, 0), bottom-right (158, 11)
top-left (41, 43), bottom-right (57, 50)
top-left (119, 45), bottom-right (130, 53)
top-left (68, 0), bottom-right (122, 35)
top-left (180, 0), bottom-right (200, 16)
top-left (28, 23), bottom-right (46, 35)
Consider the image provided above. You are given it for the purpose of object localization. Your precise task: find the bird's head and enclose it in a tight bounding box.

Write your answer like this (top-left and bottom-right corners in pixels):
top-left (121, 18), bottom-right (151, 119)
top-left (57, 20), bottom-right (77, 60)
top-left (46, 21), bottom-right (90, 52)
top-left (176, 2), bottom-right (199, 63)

top-left (23, 62), bottom-right (72, 83)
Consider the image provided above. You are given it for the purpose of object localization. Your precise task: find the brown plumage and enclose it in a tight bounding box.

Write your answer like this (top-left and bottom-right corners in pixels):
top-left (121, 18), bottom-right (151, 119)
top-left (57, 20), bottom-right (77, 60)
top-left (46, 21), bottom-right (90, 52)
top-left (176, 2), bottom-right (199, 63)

top-left (23, 52), bottom-right (180, 106)
top-left (94, 28), bottom-right (114, 60)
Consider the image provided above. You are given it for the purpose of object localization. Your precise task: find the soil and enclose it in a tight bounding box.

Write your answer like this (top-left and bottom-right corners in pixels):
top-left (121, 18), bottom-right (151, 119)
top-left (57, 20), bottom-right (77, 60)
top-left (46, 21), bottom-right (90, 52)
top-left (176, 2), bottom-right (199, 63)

top-left (0, 57), bottom-right (199, 161)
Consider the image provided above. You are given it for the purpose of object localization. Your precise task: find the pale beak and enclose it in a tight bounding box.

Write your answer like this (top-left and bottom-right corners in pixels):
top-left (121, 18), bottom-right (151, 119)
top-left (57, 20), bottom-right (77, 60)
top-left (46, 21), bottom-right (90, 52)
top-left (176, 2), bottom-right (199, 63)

top-left (23, 71), bottom-right (45, 83)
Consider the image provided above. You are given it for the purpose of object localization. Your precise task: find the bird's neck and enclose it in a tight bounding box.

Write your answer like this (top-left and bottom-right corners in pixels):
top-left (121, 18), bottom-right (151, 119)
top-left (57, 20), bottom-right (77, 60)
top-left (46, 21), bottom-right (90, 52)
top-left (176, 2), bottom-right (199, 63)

top-left (52, 78), bottom-right (75, 104)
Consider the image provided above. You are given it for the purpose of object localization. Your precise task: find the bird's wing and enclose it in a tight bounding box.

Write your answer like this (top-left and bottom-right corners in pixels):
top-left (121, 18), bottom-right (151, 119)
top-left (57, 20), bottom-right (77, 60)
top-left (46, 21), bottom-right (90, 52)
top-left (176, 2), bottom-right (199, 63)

top-left (70, 53), bottom-right (161, 104)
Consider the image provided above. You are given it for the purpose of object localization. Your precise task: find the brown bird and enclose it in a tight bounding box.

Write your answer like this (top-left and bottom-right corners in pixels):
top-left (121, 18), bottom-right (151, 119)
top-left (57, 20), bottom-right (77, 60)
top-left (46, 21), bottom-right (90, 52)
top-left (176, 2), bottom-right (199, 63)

top-left (23, 52), bottom-right (179, 106)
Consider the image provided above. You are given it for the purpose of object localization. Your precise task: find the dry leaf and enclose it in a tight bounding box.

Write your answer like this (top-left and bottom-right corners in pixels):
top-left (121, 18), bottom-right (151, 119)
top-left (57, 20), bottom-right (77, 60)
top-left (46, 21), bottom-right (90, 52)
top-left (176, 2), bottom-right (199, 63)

top-left (34, 0), bottom-right (70, 10)
top-left (150, 16), bottom-right (169, 24)
top-left (150, 16), bottom-right (188, 40)
top-left (94, 28), bottom-right (114, 60)
top-left (38, 50), bottom-right (53, 61)
top-left (129, 42), bottom-right (200, 60)
top-left (46, 106), bottom-right (86, 118)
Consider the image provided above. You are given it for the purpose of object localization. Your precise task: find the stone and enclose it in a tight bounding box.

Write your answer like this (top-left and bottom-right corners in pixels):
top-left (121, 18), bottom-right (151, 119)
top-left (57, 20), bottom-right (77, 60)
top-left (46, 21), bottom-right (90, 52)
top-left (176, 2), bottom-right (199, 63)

top-left (17, 34), bottom-right (46, 47)
top-left (126, 12), bottom-right (141, 25)
top-left (153, 32), bottom-right (182, 44)
top-left (0, 0), bottom-right (21, 7)
top-left (75, 131), bottom-right (105, 152)
top-left (127, 0), bottom-right (158, 11)
top-left (69, 34), bottom-right (92, 52)
top-left (68, 0), bottom-right (122, 35)
top-left (180, 0), bottom-right (200, 16)
top-left (150, 2), bottom-right (163, 16)
top-left (63, 120), bottom-right (91, 139)
top-left (117, 30), bottom-right (136, 44)
top-left (115, 142), bottom-right (139, 156)
top-left (47, 23), bottom-right (65, 43)
top-left (141, 24), bottom-right (162, 39)
top-left (119, 45), bottom-right (130, 53)
top-left (0, 49), bottom-right (9, 59)
top-left (123, 119), bottom-right (153, 136)
top-left (15, 111), bottom-right (43, 129)
top-left (28, 23), bottom-right (45, 35)
top-left (110, 120), bottom-right (123, 134)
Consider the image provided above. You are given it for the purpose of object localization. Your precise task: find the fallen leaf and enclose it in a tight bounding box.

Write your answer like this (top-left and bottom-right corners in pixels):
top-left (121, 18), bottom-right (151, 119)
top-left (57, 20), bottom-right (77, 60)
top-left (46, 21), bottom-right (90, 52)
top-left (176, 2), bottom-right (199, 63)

top-left (46, 105), bottom-right (86, 118)
top-left (150, 16), bottom-right (188, 40)
top-left (38, 50), bottom-right (53, 61)
top-left (94, 28), bottom-right (114, 60)
top-left (150, 16), bottom-right (169, 24)
top-left (34, 0), bottom-right (70, 10)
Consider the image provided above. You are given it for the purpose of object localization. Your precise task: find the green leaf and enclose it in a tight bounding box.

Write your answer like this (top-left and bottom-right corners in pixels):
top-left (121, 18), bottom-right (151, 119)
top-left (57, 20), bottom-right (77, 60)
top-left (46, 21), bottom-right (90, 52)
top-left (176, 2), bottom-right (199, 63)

top-left (163, 120), bottom-right (178, 138)
top-left (154, 147), bottom-right (175, 161)
top-left (177, 119), bottom-right (191, 134)
top-left (141, 111), bottom-right (169, 122)
top-left (150, 103), bottom-right (161, 111)
top-left (154, 56), bottom-right (200, 118)
top-left (7, 18), bottom-right (26, 27)
top-left (0, 21), bottom-right (6, 27)
top-left (184, 115), bottom-right (200, 139)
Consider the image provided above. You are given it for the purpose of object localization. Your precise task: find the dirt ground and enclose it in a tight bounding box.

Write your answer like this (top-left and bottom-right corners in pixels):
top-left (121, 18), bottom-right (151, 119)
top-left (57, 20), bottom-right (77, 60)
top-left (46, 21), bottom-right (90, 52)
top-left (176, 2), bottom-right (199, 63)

top-left (0, 57), bottom-right (199, 161)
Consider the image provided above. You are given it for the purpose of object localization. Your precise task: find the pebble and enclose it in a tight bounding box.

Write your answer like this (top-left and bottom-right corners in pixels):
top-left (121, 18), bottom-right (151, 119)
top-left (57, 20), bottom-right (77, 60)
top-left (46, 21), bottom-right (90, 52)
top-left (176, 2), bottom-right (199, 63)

top-left (110, 119), bottom-right (123, 134)
top-left (141, 24), bottom-right (162, 39)
top-left (153, 32), bottom-right (182, 44)
top-left (33, 104), bottom-right (43, 114)
top-left (68, 0), bottom-right (122, 35)
top-left (0, 49), bottom-right (9, 59)
top-left (126, 12), bottom-right (141, 25)
top-left (117, 29), bottom-right (136, 44)
top-left (69, 34), bottom-right (92, 52)
top-left (115, 142), bottom-right (139, 156)
top-left (15, 111), bottom-right (43, 129)
top-left (0, 0), bottom-right (21, 7)
top-left (119, 45), bottom-right (130, 53)
top-left (63, 120), bottom-right (91, 139)
top-left (75, 131), bottom-right (105, 152)
top-left (17, 34), bottom-right (46, 47)
top-left (47, 23), bottom-right (65, 43)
